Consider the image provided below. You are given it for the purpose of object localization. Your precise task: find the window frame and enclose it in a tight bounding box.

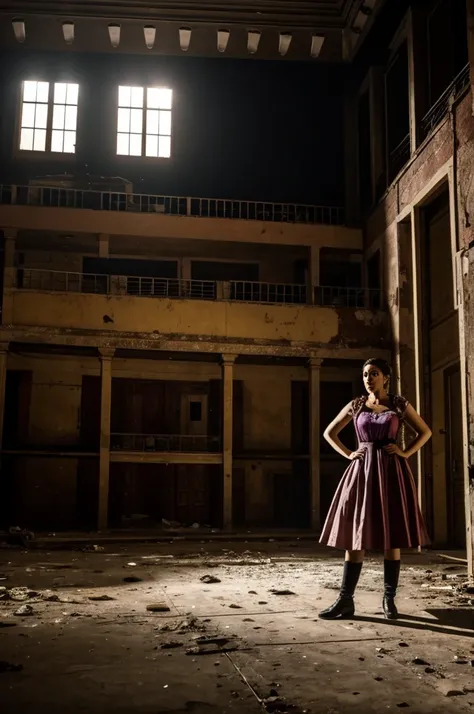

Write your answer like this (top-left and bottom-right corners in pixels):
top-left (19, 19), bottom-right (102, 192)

top-left (115, 84), bottom-right (173, 160)
top-left (16, 79), bottom-right (80, 158)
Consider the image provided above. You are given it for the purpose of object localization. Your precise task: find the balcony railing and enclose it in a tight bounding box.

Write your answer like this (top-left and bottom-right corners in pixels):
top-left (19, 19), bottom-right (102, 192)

top-left (421, 63), bottom-right (470, 141)
top-left (388, 133), bottom-right (411, 182)
top-left (110, 433), bottom-right (220, 453)
top-left (0, 184), bottom-right (346, 227)
top-left (17, 269), bottom-right (383, 309)
top-left (315, 285), bottom-right (382, 309)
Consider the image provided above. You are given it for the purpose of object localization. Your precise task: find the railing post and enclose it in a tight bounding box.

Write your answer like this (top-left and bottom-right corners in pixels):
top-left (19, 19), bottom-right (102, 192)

top-left (308, 246), bottom-right (320, 305)
top-left (186, 197), bottom-right (191, 216)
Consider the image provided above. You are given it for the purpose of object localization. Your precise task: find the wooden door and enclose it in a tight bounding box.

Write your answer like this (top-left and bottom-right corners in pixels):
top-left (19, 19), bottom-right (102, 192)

top-left (175, 465), bottom-right (211, 525)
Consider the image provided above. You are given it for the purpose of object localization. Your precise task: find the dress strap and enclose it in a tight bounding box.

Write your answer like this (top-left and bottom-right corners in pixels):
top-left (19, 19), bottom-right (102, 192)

top-left (392, 394), bottom-right (409, 420)
top-left (351, 396), bottom-right (366, 420)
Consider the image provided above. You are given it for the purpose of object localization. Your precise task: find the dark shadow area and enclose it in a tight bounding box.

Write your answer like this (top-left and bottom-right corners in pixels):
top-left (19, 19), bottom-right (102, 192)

top-left (352, 610), bottom-right (474, 638)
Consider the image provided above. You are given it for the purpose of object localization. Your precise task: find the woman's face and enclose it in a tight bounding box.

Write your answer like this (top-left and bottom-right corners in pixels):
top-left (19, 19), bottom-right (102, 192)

top-left (363, 364), bottom-right (388, 394)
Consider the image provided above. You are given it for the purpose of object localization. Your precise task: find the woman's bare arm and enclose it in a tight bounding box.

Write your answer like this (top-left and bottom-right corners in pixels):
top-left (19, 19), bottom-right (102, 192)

top-left (401, 404), bottom-right (432, 458)
top-left (323, 401), bottom-right (356, 460)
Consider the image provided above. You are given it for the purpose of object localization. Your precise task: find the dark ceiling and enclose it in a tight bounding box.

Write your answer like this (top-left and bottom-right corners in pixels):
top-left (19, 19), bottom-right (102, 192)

top-left (0, 0), bottom-right (384, 61)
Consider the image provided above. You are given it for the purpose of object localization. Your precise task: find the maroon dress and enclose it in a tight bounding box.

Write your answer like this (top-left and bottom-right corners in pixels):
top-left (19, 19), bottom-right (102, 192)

top-left (319, 395), bottom-right (430, 551)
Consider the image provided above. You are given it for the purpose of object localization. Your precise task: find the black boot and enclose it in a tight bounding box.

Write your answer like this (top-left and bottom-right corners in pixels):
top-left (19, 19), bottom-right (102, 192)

top-left (319, 561), bottom-right (363, 620)
top-left (383, 559), bottom-right (401, 620)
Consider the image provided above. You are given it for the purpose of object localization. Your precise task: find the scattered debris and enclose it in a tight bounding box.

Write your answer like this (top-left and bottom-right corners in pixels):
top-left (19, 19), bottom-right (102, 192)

top-left (398, 642), bottom-right (409, 648)
top-left (248, 590), bottom-right (257, 594)
top-left (146, 602), bottom-right (170, 612)
top-left (14, 604), bottom-right (34, 617)
top-left (0, 622), bottom-right (17, 628)
top-left (82, 545), bottom-right (104, 553)
top-left (269, 589), bottom-right (295, 596)
top-left (258, 601), bottom-right (268, 605)
top-left (228, 604), bottom-right (242, 609)
top-left (123, 577), bottom-right (142, 583)
top-left (200, 575), bottom-right (221, 584)
top-left (6, 587), bottom-right (38, 602)
top-left (412, 658), bottom-right (430, 666)
top-left (0, 661), bottom-right (23, 673)
top-left (88, 595), bottom-right (115, 602)
top-left (160, 641), bottom-right (183, 649)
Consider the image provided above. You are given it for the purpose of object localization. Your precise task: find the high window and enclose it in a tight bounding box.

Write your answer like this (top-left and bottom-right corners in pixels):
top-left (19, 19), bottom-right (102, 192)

top-left (116, 85), bottom-right (172, 158)
top-left (19, 80), bottom-right (79, 153)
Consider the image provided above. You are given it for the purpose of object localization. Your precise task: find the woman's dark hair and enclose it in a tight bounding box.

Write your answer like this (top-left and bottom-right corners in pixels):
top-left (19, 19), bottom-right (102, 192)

top-left (362, 357), bottom-right (392, 377)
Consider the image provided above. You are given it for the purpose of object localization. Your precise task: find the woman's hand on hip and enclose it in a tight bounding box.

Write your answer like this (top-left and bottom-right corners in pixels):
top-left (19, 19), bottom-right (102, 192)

top-left (349, 447), bottom-right (366, 461)
top-left (383, 443), bottom-right (406, 458)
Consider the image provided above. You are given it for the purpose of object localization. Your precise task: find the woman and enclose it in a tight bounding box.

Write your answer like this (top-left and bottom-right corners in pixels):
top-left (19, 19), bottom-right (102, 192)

top-left (318, 357), bottom-right (432, 620)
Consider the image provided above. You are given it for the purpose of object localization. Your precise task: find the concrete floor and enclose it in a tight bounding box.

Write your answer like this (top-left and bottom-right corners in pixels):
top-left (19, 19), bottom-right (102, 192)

top-left (0, 540), bottom-right (473, 713)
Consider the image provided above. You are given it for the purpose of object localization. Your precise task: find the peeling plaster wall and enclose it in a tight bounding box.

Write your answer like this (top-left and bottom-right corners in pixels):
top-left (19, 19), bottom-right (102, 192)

top-left (364, 91), bottom-right (474, 545)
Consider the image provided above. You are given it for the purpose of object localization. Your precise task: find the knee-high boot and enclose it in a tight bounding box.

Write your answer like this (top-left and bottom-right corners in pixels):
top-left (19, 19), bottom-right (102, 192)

top-left (383, 559), bottom-right (401, 620)
top-left (319, 561), bottom-right (363, 620)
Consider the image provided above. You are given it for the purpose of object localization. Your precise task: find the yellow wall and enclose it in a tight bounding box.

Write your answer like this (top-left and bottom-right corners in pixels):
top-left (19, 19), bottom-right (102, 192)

top-left (10, 290), bottom-right (341, 344)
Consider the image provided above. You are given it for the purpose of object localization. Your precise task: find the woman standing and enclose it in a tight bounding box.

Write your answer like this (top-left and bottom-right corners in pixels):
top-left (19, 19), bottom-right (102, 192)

top-left (318, 358), bottom-right (432, 620)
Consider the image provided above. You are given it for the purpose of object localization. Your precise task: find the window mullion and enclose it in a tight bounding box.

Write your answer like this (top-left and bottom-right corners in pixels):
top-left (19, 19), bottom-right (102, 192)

top-left (142, 88), bottom-right (147, 156)
top-left (46, 81), bottom-right (54, 152)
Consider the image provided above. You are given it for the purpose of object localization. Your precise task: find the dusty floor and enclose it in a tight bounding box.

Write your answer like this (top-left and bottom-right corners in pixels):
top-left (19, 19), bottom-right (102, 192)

top-left (0, 539), bottom-right (473, 713)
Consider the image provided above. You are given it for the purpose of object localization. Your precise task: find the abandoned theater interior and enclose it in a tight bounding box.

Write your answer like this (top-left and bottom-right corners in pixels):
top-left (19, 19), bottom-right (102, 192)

top-left (0, 0), bottom-right (473, 569)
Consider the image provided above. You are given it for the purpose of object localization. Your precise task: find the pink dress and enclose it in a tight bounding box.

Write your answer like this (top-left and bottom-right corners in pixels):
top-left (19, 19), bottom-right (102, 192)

top-left (319, 395), bottom-right (430, 551)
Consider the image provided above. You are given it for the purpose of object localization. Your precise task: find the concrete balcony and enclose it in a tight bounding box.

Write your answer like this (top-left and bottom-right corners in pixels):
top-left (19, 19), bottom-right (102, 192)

top-left (110, 433), bottom-right (222, 465)
top-left (0, 184), bottom-right (355, 247)
top-left (7, 269), bottom-right (388, 350)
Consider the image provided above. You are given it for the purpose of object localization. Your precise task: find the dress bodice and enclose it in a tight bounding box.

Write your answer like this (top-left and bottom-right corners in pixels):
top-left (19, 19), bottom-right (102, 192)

top-left (355, 409), bottom-right (400, 443)
top-left (351, 394), bottom-right (408, 445)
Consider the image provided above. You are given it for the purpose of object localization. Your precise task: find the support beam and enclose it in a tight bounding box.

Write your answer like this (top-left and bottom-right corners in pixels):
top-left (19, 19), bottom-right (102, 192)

top-left (2, 230), bottom-right (17, 325)
top-left (308, 246), bottom-right (320, 304)
top-left (308, 358), bottom-right (323, 530)
top-left (407, 6), bottom-right (429, 151)
top-left (221, 353), bottom-right (237, 529)
top-left (98, 348), bottom-right (114, 530)
top-left (410, 207), bottom-right (426, 519)
top-left (0, 344), bottom-right (9, 450)
top-left (98, 233), bottom-right (109, 258)
top-left (467, 0), bottom-right (474, 115)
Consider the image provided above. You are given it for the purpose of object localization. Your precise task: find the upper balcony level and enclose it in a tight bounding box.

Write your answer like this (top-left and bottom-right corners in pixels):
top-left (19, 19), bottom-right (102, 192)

top-left (0, 183), bottom-right (356, 249)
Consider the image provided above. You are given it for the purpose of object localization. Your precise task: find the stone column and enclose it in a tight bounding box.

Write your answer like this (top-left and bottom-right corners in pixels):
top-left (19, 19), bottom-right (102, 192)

top-left (308, 246), bottom-right (320, 304)
top-left (469, 0), bottom-right (474, 115)
top-left (308, 358), bottom-right (323, 530)
top-left (98, 348), bottom-right (114, 530)
top-left (0, 343), bottom-right (9, 450)
top-left (221, 354), bottom-right (237, 529)
top-left (2, 230), bottom-right (17, 325)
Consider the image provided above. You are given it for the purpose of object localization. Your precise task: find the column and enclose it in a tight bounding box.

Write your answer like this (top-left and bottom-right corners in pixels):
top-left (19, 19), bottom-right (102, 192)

top-left (369, 67), bottom-right (386, 201)
top-left (98, 233), bottom-right (109, 258)
top-left (308, 245), bottom-right (320, 304)
top-left (469, 0), bottom-right (474, 115)
top-left (2, 230), bottom-right (17, 325)
top-left (98, 348), bottom-right (114, 530)
top-left (221, 354), bottom-right (237, 529)
top-left (0, 343), bottom-right (9, 450)
top-left (308, 358), bottom-right (323, 530)
top-left (407, 5), bottom-right (429, 151)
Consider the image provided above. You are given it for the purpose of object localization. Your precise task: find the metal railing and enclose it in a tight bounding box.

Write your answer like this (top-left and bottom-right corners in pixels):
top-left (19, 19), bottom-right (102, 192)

top-left (315, 285), bottom-right (383, 309)
top-left (0, 184), bottom-right (346, 227)
top-left (18, 269), bottom-right (384, 309)
top-left (110, 433), bottom-right (220, 453)
top-left (421, 63), bottom-right (470, 141)
top-left (230, 280), bottom-right (307, 304)
top-left (388, 133), bottom-right (411, 182)
top-left (19, 269), bottom-right (309, 305)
